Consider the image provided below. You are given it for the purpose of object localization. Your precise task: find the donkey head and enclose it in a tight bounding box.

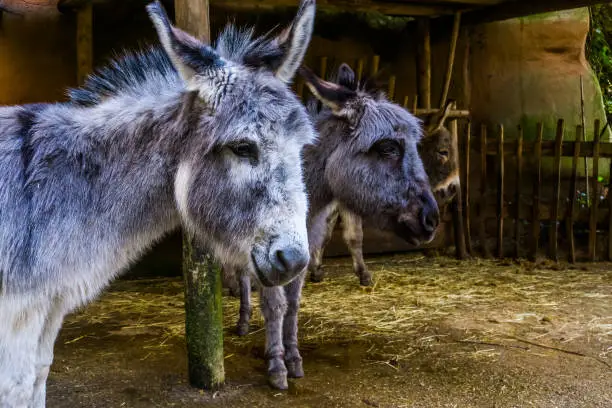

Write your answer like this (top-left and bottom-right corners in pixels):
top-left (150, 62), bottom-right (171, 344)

top-left (147, 1), bottom-right (316, 286)
top-left (418, 100), bottom-right (460, 207)
top-left (301, 63), bottom-right (440, 246)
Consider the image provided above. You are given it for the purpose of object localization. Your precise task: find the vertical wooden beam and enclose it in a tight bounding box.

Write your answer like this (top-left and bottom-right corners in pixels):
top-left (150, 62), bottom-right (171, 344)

top-left (496, 124), bottom-right (505, 258)
top-left (387, 75), bottom-right (396, 101)
top-left (463, 121), bottom-right (473, 255)
top-left (462, 26), bottom-right (472, 113)
top-left (416, 17), bottom-right (431, 109)
top-left (530, 123), bottom-right (543, 261)
top-left (589, 119), bottom-right (601, 261)
top-left (371, 55), bottom-right (380, 77)
top-left (450, 114), bottom-right (467, 259)
top-left (175, 0), bottom-right (224, 391)
top-left (296, 78), bottom-right (305, 99)
top-left (403, 95), bottom-right (409, 109)
top-left (319, 56), bottom-right (328, 79)
top-left (175, 0), bottom-right (211, 42)
top-left (356, 58), bottom-right (365, 82)
top-left (76, 2), bottom-right (93, 86)
top-left (549, 119), bottom-right (564, 262)
top-left (440, 12), bottom-right (461, 109)
top-left (568, 125), bottom-right (582, 263)
top-left (514, 125), bottom-right (523, 259)
top-left (479, 124), bottom-right (490, 258)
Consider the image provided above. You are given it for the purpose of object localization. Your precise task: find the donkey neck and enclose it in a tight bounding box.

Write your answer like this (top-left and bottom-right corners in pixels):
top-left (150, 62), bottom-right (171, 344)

top-left (302, 116), bottom-right (348, 251)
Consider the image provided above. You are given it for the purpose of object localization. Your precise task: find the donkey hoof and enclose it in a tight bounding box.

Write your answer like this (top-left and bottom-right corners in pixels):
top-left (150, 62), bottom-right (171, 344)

top-left (286, 358), bottom-right (304, 378)
top-left (268, 371), bottom-right (289, 390)
top-left (236, 322), bottom-right (249, 336)
top-left (310, 273), bottom-right (324, 283)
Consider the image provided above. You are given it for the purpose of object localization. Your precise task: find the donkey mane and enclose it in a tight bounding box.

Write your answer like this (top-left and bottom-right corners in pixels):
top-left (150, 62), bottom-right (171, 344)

top-left (69, 24), bottom-right (283, 107)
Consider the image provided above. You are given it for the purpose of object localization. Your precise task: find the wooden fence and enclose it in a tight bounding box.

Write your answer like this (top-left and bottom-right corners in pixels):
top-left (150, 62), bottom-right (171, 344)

top-left (460, 119), bottom-right (612, 262)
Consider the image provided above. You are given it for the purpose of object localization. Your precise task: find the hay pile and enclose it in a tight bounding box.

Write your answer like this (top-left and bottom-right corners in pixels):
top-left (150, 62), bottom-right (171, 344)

top-left (64, 255), bottom-right (612, 366)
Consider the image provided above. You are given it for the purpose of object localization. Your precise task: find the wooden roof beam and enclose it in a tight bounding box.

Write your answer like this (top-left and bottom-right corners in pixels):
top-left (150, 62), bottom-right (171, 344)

top-left (58, 0), bottom-right (458, 16)
top-left (460, 0), bottom-right (612, 25)
top-left (211, 0), bottom-right (457, 16)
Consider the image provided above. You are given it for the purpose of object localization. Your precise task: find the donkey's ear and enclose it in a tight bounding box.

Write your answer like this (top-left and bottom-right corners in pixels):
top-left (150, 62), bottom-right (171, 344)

top-left (146, 1), bottom-right (224, 83)
top-left (300, 65), bottom-right (357, 119)
top-left (272, 0), bottom-right (316, 83)
top-left (336, 63), bottom-right (357, 90)
top-left (424, 99), bottom-right (454, 135)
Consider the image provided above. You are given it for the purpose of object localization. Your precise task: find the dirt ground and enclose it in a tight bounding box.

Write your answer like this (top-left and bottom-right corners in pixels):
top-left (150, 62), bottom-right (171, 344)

top-left (48, 255), bottom-right (611, 408)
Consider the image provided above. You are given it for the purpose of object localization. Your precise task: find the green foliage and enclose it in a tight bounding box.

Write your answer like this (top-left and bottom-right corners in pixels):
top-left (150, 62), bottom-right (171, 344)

top-left (587, 5), bottom-right (612, 116)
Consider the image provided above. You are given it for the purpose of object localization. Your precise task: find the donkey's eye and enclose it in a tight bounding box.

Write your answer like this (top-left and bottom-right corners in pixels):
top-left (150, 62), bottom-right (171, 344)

top-left (372, 139), bottom-right (402, 159)
top-left (228, 141), bottom-right (258, 160)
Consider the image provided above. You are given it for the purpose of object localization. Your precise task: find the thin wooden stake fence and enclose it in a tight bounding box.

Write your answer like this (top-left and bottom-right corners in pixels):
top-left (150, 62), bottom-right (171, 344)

top-left (466, 119), bottom-right (611, 262)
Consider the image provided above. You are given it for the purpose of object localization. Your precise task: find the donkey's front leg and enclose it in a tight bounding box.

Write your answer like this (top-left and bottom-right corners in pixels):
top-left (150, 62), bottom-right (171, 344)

top-left (260, 286), bottom-right (288, 389)
top-left (283, 272), bottom-right (305, 378)
top-left (236, 272), bottom-right (252, 336)
top-left (339, 208), bottom-right (371, 286)
top-left (31, 297), bottom-right (66, 408)
top-left (0, 297), bottom-right (49, 408)
top-left (309, 205), bottom-right (339, 283)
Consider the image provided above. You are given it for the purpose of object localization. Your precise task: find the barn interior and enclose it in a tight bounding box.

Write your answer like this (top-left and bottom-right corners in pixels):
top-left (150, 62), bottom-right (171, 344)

top-left (1, 0), bottom-right (611, 406)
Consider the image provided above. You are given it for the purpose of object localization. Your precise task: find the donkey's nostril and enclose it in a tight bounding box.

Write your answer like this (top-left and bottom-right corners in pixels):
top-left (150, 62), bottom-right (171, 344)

top-left (420, 192), bottom-right (440, 233)
top-left (422, 209), bottom-right (439, 233)
top-left (272, 247), bottom-right (309, 276)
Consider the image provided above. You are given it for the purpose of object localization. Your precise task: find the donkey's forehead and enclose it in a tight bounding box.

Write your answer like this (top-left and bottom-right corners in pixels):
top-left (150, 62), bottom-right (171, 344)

top-left (215, 85), bottom-right (315, 146)
top-left (352, 98), bottom-right (423, 148)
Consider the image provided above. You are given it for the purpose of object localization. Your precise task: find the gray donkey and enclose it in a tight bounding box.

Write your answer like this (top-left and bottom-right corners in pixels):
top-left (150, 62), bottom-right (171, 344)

top-left (225, 97), bottom-right (459, 294)
top-left (0, 0), bottom-right (317, 406)
top-left (224, 62), bottom-right (440, 389)
top-left (308, 98), bottom-right (460, 286)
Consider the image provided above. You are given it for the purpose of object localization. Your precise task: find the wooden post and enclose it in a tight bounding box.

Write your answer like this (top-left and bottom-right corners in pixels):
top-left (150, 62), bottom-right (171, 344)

top-left (412, 94), bottom-right (418, 114)
top-left (440, 12), bottom-right (461, 109)
top-left (296, 78), bottom-right (305, 99)
top-left (175, 0), bottom-right (211, 42)
top-left (496, 124), bottom-right (505, 258)
top-left (589, 119), bottom-right (601, 261)
top-left (549, 119), bottom-right (564, 262)
top-left (568, 125), bottom-right (582, 263)
top-left (76, 2), bottom-right (93, 86)
top-left (319, 56), bottom-right (328, 79)
top-left (416, 17), bottom-right (431, 109)
top-left (371, 55), bottom-right (380, 77)
top-left (514, 125), bottom-right (523, 259)
top-left (463, 121), bottom-right (473, 255)
top-left (450, 115), bottom-right (467, 259)
top-left (387, 75), bottom-right (396, 101)
top-left (530, 123), bottom-right (543, 261)
top-left (175, 0), bottom-right (224, 391)
top-left (403, 96), bottom-right (409, 109)
top-left (479, 124), bottom-right (491, 257)
top-left (356, 58), bottom-right (365, 82)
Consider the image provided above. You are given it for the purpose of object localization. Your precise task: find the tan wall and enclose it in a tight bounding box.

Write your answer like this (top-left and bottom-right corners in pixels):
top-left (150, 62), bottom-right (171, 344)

top-left (0, 13), bottom-right (75, 104)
